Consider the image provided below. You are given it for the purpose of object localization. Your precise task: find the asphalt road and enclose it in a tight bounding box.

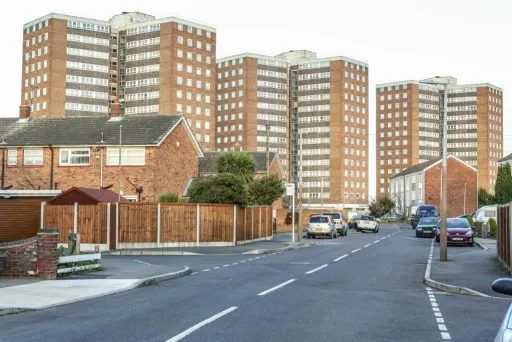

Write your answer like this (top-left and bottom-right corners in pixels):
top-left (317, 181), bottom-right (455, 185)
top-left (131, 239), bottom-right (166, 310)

top-left (0, 225), bottom-right (509, 341)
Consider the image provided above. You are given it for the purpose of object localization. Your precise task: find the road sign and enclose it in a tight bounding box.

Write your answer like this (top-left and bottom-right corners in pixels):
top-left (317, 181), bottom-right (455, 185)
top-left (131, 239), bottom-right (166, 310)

top-left (286, 183), bottom-right (295, 196)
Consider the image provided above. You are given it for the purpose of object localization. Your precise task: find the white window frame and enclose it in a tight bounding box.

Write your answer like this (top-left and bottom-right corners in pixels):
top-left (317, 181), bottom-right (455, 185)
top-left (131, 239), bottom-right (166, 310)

top-left (59, 148), bottom-right (90, 166)
top-left (106, 147), bottom-right (145, 166)
top-left (7, 150), bottom-right (17, 165)
top-left (23, 149), bottom-right (43, 166)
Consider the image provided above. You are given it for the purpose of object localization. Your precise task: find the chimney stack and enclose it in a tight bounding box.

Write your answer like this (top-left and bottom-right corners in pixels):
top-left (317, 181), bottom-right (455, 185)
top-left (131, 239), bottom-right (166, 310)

top-left (110, 101), bottom-right (121, 117)
top-left (19, 101), bottom-right (31, 119)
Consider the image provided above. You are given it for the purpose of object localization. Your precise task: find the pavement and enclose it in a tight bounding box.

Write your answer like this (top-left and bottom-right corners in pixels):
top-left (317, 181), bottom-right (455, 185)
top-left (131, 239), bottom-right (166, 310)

top-left (426, 237), bottom-right (511, 297)
top-left (1, 224), bottom-right (509, 341)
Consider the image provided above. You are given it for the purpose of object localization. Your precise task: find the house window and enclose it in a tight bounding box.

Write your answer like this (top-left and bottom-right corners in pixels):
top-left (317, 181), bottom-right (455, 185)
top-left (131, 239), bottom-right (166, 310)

top-left (59, 149), bottom-right (90, 166)
top-left (107, 148), bottom-right (145, 166)
top-left (23, 149), bottom-right (43, 165)
top-left (7, 150), bottom-right (17, 165)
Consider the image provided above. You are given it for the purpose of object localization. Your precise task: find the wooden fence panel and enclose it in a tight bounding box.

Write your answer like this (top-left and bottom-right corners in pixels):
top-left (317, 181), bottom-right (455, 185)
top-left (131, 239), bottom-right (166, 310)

top-left (199, 205), bottom-right (234, 243)
top-left (44, 205), bottom-right (74, 243)
top-left (236, 207), bottom-right (245, 242)
top-left (160, 204), bottom-right (197, 243)
top-left (77, 204), bottom-right (107, 244)
top-left (119, 203), bottom-right (158, 243)
top-left (0, 199), bottom-right (42, 242)
top-left (498, 205), bottom-right (510, 270)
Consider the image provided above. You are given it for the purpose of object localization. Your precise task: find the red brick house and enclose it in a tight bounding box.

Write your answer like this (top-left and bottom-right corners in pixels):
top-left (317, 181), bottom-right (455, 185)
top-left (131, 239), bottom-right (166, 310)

top-left (0, 106), bottom-right (203, 201)
top-left (389, 156), bottom-right (478, 217)
top-left (185, 151), bottom-right (285, 210)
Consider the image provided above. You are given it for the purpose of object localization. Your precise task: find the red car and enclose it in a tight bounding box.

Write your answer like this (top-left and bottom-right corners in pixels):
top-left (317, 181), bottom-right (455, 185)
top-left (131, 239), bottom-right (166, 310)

top-left (435, 218), bottom-right (474, 247)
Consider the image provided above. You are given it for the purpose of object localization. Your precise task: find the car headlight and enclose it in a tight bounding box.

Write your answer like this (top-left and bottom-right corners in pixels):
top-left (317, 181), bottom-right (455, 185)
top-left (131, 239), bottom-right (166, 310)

top-left (465, 230), bottom-right (473, 236)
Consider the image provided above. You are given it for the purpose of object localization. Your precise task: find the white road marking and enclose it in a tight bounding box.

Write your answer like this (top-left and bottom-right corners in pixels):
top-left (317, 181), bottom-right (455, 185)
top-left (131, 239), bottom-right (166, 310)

top-left (373, 240), bottom-right (380, 244)
top-left (351, 248), bottom-right (361, 253)
top-left (240, 260), bottom-right (246, 263)
top-left (232, 263), bottom-right (238, 265)
top-left (191, 272), bottom-right (199, 275)
top-left (248, 259), bottom-right (254, 261)
top-left (425, 239), bottom-right (452, 341)
top-left (213, 267), bottom-right (220, 269)
top-left (333, 254), bottom-right (348, 262)
top-left (203, 269), bottom-right (210, 272)
top-left (364, 244), bottom-right (371, 248)
top-left (305, 264), bottom-right (329, 274)
top-left (133, 260), bottom-right (152, 266)
top-left (165, 307), bottom-right (238, 342)
top-left (257, 279), bottom-right (296, 296)
top-left (254, 257), bottom-right (260, 259)
top-left (222, 264), bottom-right (229, 267)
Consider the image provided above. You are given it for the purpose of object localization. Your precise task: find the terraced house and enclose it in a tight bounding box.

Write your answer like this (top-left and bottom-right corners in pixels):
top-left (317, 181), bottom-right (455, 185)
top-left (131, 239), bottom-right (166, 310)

top-left (21, 11), bottom-right (216, 150)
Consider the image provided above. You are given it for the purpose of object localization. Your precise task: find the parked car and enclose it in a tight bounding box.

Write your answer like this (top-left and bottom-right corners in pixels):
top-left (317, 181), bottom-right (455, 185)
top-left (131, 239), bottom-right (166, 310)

top-left (306, 215), bottom-right (337, 239)
top-left (411, 205), bottom-right (439, 229)
top-left (348, 215), bottom-right (361, 229)
top-left (322, 212), bottom-right (348, 237)
top-left (356, 215), bottom-right (379, 233)
top-left (415, 217), bottom-right (439, 238)
top-left (381, 212), bottom-right (404, 223)
top-left (435, 217), bottom-right (474, 247)
top-left (492, 278), bottom-right (512, 341)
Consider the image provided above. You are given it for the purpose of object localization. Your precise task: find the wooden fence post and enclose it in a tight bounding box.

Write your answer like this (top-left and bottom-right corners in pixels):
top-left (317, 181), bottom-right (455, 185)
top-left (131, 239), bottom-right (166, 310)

top-left (157, 203), bottom-right (161, 248)
top-left (259, 207), bottom-right (262, 241)
top-left (233, 205), bottom-right (237, 246)
top-left (106, 203), bottom-right (111, 249)
top-left (196, 204), bottom-right (200, 247)
top-left (115, 202), bottom-right (119, 250)
top-left (73, 202), bottom-right (78, 233)
top-left (40, 201), bottom-right (46, 229)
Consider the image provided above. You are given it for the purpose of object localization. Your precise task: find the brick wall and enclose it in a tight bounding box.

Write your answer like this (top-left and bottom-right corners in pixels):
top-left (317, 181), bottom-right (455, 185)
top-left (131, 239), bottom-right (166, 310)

top-left (0, 229), bottom-right (58, 278)
top-left (424, 157), bottom-right (478, 217)
top-left (3, 121), bottom-right (200, 201)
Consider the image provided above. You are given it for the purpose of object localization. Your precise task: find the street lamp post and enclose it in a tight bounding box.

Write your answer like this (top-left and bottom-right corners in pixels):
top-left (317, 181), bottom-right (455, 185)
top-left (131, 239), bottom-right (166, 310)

top-left (297, 132), bottom-right (304, 242)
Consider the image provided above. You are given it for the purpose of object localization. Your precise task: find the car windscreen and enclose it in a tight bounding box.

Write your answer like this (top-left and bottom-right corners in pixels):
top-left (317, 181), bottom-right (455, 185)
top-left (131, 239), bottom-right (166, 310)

top-left (360, 216), bottom-right (374, 221)
top-left (310, 216), bottom-right (329, 223)
top-left (353, 215), bottom-right (361, 220)
top-left (447, 219), bottom-right (470, 228)
top-left (420, 210), bottom-right (438, 218)
top-left (323, 213), bottom-right (341, 219)
top-left (419, 218), bottom-right (437, 225)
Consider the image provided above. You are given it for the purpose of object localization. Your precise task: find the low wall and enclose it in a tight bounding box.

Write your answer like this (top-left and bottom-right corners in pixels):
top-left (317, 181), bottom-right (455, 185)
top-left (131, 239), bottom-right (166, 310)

top-left (0, 229), bottom-right (59, 279)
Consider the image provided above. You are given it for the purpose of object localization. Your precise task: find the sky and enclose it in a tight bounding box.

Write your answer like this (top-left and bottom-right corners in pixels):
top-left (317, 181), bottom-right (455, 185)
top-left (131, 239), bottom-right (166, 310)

top-left (1, 0), bottom-right (511, 200)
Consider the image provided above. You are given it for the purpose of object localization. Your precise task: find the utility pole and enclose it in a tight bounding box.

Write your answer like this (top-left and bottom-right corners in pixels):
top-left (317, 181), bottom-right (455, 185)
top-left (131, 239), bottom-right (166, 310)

top-left (266, 120), bottom-right (270, 176)
top-left (440, 84), bottom-right (449, 262)
top-left (464, 182), bottom-right (467, 214)
top-left (297, 132), bottom-right (303, 242)
top-left (118, 125), bottom-right (123, 202)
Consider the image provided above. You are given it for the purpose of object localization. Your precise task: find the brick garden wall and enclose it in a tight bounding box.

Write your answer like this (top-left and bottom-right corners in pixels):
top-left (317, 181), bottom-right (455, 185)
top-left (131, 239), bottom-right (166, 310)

top-left (0, 229), bottom-right (59, 279)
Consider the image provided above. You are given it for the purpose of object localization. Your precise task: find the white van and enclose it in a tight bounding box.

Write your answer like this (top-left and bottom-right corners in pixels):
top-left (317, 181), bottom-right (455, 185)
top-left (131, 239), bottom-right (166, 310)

top-left (473, 205), bottom-right (497, 224)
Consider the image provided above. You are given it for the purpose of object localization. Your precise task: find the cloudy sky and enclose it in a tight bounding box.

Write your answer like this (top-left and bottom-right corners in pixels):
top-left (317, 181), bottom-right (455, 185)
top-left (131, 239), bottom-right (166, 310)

top-left (2, 0), bottom-right (510, 199)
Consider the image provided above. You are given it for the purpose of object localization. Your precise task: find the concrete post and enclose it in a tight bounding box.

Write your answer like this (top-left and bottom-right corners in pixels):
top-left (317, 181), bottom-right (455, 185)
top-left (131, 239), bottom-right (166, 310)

top-left (73, 202), bottom-right (78, 234)
top-left (196, 204), bottom-right (200, 247)
top-left (157, 203), bottom-right (161, 248)
top-left (40, 202), bottom-right (46, 229)
top-left (106, 203), bottom-right (111, 250)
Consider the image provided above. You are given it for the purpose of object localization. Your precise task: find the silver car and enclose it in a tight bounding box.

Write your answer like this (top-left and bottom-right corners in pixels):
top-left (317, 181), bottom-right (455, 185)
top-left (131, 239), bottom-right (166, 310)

top-left (306, 215), bottom-right (336, 239)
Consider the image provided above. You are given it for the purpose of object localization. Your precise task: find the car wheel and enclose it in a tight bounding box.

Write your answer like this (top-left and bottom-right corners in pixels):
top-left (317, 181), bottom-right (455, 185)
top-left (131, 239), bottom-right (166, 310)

top-left (373, 229), bottom-right (377, 233)
top-left (436, 237), bottom-right (440, 243)
top-left (469, 242), bottom-right (474, 247)
top-left (306, 233), bottom-right (311, 239)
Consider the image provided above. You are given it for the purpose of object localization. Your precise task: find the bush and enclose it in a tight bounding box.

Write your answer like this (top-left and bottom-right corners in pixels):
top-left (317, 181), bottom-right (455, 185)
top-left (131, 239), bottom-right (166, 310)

top-left (488, 218), bottom-right (497, 238)
top-left (158, 192), bottom-right (180, 203)
top-left (467, 215), bottom-right (474, 227)
top-left (187, 173), bottom-right (247, 207)
top-left (246, 174), bottom-right (285, 206)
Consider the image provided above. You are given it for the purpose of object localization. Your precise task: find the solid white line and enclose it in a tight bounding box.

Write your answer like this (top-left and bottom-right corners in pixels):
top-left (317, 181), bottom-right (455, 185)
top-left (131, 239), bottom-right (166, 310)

top-left (165, 307), bottom-right (238, 342)
top-left (257, 279), bottom-right (296, 296)
top-left (133, 260), bottom-right (152, 266)
top-left (364, 244), bottom-right (371, 248)
top-left (333, 254), bottom-right (349, 262)
top-left (351, 248), bottom-right (361, 253)
top-left (203, 269), bottom-right (210, 272)
top-left (305, 264), bottom-right (329, 274)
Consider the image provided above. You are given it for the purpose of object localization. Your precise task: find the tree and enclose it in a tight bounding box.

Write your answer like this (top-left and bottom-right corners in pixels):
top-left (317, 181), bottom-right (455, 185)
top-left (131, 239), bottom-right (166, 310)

top-left (494, 163), bottom-right (512, 204)
top-left (368, 196), bottom-right (395, 218)
top-left (216, 151), bottom-right (256, 184)
top-left (187, 173), bottom-right (247, 207)
top-left (247, 174), bottom-right (285, 205)
top-left (478, 187), bottom-right (495, 207)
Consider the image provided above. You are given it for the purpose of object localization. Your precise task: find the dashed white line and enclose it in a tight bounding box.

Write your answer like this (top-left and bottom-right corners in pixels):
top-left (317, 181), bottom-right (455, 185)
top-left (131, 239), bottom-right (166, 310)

top-left (240, 260), bottom-right (246, 263)
top-left (213, 267), bottom-right (220, 269)
top-left (248, 258), bottom-right (254, 261)
top-left (232, 263), bottom-right (238, 265)
top-left (165, 306), bottom-right (238, 342)
top-left (373, 240), bottom-right (380, 244)
top-left (191, 272), bottom-right (199, 275)
top-left (351, 248), bottom-right (361, 253)
top-left (222, 264), bottom-right (229, 267)
top-left (441, 332), bottom-right (451, 340)
top-left (258, 279), bottom-right (296, 296)
top-left (364, 244), bottom-right (371, 248)
top-left (133, 260), bottom-right (152, 266)
top-left (333, 254), bottom-right (348, 262)
top-left (305, 264), bottom-right (329, 274)
top-left (203, 269), bottom-right (210, 272)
